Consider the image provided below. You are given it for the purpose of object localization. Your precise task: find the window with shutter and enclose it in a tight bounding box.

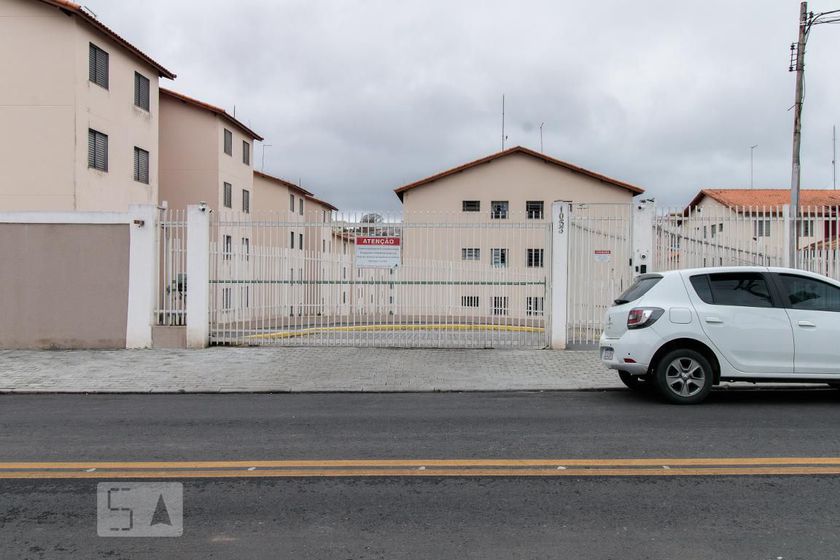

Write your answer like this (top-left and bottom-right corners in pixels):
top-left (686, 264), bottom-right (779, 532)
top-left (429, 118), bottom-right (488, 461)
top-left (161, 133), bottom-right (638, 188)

top-left (133, 147), bottom-right (149, 184)
top-left (223, 129), bottom-right (232, 155)
top-left (88, 43), bottom-right (108, 89)
top-left (134, 72), bottom-right (150, 111)
top-left (223, 182), bottom-right (232, 208)
top-left (88, 129), bottom-right (108, 171)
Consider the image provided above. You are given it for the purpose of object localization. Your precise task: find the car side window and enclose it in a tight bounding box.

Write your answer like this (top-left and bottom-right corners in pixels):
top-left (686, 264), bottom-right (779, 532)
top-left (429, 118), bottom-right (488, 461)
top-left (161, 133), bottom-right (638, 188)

top-left (689, 275), bottom-right (714, 304)
top-left (777, 274), bottom-right (840, 312)
top-left (706, 272), bottom-right (773, 308)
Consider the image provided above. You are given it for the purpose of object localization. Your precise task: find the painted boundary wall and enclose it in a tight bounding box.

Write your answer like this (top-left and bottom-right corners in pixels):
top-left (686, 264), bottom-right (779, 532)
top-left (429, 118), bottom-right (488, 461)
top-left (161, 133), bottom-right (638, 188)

top-left (0, 206), bottom-right (157, 349)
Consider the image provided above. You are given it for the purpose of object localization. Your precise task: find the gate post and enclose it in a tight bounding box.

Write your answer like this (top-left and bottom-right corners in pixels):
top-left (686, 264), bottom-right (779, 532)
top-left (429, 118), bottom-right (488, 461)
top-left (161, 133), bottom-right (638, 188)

top-left (632, 199), bottom-right (655, 274)
top-left (125, 204), bottom-right (158, 349)
top-left (550, 201), bottom-right (571, 350)
top-left (782, 204), bottom-right (792, 268)
top-left (186, 204), bottom-right (210, 348)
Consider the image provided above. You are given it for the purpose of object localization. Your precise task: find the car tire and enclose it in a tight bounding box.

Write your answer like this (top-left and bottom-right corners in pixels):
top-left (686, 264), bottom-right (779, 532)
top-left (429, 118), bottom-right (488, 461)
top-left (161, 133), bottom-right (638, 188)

top-left (653, 349), bottom-right (714, 405)
top-left (618, 371), bottom-right (652, 391)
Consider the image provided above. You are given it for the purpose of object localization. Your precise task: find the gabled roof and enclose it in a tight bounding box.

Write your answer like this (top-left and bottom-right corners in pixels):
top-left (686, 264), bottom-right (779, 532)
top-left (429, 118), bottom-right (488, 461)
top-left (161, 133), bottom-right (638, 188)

top-left (254, 170), bottom-right (313, 196)
top-left (686, 189), bottom-right (840, 212)
top-left (38, 0), bottom-right (175, 79)
top-left (393, 145), bottom-right (644, 201)
top-left (305, 194), bottom-right (338, 212)
top-left (160, 88), bottom-right (263, 141)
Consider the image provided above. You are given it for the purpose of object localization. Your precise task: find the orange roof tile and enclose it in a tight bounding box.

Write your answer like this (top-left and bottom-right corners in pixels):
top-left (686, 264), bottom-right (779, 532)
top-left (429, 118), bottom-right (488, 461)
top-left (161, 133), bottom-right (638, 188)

top-left (38, 0), bottom-right (175, 79)
top-left (161, 88), bottom-right (263, 141)
top-left (686, 189), bottom-right (840, 213)
top-left (393, 145), bottom-right (644, 201)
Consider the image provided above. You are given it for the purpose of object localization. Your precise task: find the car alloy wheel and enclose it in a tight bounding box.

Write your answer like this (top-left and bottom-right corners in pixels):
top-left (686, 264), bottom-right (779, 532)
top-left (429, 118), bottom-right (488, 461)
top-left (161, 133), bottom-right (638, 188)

top-left (664, 357), bottom-right (706, 397)
top-left (654, 349), bottom-right (714, 404)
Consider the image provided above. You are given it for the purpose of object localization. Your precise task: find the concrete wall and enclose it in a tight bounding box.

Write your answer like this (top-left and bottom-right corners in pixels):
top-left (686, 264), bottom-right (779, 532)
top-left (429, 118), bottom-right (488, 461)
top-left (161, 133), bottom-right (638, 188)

top-left (0, 223), bottom-right (130, 348)
top-left (0, 0), bottom-right (160, 212)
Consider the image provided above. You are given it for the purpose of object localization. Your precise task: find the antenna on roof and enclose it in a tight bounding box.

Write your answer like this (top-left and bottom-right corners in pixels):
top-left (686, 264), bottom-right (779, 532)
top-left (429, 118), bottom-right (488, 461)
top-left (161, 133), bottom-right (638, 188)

top-left (501, 94), bottom-right (506, 151)
top-left (81, 5), bottom-right (97, 18)
top-left (233, 105), bottom-right (236, 118)
top-left (833, 125), bottom-right (837, 190)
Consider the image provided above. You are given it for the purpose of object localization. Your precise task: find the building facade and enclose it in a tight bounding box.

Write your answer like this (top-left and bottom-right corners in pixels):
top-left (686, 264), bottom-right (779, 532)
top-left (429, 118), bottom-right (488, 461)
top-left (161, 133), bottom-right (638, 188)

top-left (0, 0), bottom-right (175, 211)
top-left (393, 146), bottom-right (644, 321)
top-left (158, 88), bottom-right (262, 213)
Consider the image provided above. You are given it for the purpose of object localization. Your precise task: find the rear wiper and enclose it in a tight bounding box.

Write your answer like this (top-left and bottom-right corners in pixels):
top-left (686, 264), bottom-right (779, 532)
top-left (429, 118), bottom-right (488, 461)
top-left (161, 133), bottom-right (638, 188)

top-left (613, 298), bottom-right (629, 305)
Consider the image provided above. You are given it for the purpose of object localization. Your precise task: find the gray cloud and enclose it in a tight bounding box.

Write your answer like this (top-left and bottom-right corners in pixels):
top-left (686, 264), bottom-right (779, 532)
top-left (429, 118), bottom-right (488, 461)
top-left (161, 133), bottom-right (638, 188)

top-left (90, 0), bottom-right (840, 210)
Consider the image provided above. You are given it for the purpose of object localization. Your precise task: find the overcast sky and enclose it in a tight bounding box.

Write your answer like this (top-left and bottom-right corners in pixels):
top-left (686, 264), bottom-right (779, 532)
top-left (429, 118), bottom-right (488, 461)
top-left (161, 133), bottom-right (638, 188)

top-left (89, 0), bottom-right (840, 210)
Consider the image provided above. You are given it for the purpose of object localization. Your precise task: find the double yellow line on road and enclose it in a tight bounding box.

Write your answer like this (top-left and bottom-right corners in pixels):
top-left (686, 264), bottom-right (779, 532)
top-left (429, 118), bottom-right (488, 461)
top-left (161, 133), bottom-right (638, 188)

top-left (2, 458), bottom-right (840, 479)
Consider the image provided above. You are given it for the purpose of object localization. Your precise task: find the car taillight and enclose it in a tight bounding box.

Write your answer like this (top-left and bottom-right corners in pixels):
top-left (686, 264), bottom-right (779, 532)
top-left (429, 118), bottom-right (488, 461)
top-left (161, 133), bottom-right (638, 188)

top-left (627, 307), bottom-right (664, 329)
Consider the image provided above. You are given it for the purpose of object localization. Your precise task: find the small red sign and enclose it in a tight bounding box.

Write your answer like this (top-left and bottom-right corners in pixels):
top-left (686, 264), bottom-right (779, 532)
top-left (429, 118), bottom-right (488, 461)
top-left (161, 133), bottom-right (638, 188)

top-left (357, 236), bottom-right (400, 246)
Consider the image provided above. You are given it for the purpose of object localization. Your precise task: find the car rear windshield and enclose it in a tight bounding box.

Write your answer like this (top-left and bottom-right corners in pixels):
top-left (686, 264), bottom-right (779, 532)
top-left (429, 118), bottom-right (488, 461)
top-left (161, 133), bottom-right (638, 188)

top-left (614, 275), bottom-right (662, 305)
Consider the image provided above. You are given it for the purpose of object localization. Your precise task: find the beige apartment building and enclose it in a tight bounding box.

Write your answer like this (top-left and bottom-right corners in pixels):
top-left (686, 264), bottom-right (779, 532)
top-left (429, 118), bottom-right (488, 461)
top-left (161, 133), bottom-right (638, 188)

top-left (0, 0), bottom-right (176, 211)
top-left (676, 189), bottom-right (840, 268)
top-left (158, 88), bottom-right (263, 213)
top-left (393, 146), bottom-right (644, 321)
top-left (252, 171), bottom-right (346, 318)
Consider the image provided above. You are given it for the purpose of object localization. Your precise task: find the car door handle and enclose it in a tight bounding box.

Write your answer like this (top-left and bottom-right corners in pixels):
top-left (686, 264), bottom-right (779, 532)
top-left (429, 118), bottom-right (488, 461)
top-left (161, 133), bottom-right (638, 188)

top-left (704, 317), bottom-right (723, 324)
top-left (798, 320), bottom-right (816, 328)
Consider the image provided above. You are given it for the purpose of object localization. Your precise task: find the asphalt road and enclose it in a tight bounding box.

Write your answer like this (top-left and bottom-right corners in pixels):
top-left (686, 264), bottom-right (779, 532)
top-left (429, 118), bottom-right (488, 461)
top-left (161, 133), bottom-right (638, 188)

top-left (2, 389), bottom-right (840, 559)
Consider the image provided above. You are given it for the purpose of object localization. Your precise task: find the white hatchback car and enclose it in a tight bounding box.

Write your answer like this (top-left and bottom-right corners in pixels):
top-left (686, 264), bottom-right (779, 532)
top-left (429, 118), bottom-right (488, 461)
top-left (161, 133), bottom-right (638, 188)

top-left (599, 266), bottom-right (840, 404)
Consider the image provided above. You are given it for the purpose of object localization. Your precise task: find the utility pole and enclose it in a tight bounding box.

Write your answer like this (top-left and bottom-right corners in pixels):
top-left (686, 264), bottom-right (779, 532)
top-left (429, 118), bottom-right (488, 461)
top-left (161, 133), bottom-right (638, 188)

top-left (833, 125), bottom-right (837, 190)
top-left (750, 144), bottom-right (758, 188)
top-left (787, 3), bottom-right (840, 266)
top-left (789, 1), bottom-right (807, 268)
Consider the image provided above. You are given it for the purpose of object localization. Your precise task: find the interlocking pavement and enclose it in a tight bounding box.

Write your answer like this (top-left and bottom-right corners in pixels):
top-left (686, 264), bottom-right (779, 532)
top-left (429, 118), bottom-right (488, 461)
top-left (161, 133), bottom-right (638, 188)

top-left (0, 348), bottom-right (620, 393)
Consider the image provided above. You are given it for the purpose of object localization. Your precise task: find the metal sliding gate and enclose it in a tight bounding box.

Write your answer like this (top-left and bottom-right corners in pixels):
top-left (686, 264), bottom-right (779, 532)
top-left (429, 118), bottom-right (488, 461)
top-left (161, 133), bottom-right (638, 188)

top-left (566, 203), bottom-right (634, 346)
top-left (208, 210), bottom-right (552, 348)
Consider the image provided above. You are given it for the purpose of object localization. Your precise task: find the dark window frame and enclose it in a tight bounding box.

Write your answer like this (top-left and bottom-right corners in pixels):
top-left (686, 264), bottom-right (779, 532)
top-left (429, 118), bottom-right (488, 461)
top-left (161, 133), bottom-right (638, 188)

top-left (223, 129), bottom-right (233, 156)
top-left (134, 72), bottom-right (150, 111)
top-left (490, 248), bottom-right (508, 268)
top-left (223, 182), bottom-right (232, 208)
top-left (526, 248), bottom-right (544, 268)
top-left (490, 200), bottom-right (509, 220)
top-left (242, 189), bottom-right (250, 213)
top-left (526, 201), bottom-right (544, 220)
top-left (87, 129), bottom-right (108, 171)
top-left (462, 200), bottom-right (481, 212)
top-left (461, 247), bottom-right (480, 261)
top-left (88, 43), bottom-right (109, 89)
top-left (242, 140), bottom-right (250, 165)
top-left (133, 146), bottom-right (149, 184)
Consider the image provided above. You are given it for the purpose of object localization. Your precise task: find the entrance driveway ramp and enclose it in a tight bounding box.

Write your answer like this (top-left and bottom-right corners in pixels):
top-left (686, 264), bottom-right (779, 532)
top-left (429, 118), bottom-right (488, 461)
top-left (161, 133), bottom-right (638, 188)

top-left (0, 348), bottom-right (619, 393)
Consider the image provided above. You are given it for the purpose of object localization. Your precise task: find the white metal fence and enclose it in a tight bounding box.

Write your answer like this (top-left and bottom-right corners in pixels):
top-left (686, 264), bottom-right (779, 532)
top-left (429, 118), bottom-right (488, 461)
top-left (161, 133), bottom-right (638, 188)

top-left (157, 201), bottom-right (840, 349)
top-left (653, 204), bottom-right (840, 279)
top-left (207, 210), bottom-right (551, 348)
top-left (155, 209), bottom-right (188, 326)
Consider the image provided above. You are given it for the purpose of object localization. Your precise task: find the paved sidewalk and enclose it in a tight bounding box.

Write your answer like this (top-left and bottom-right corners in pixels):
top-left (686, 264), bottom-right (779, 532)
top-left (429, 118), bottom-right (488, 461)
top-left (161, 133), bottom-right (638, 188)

top-left (0, 348), bottom-right (619, 393)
